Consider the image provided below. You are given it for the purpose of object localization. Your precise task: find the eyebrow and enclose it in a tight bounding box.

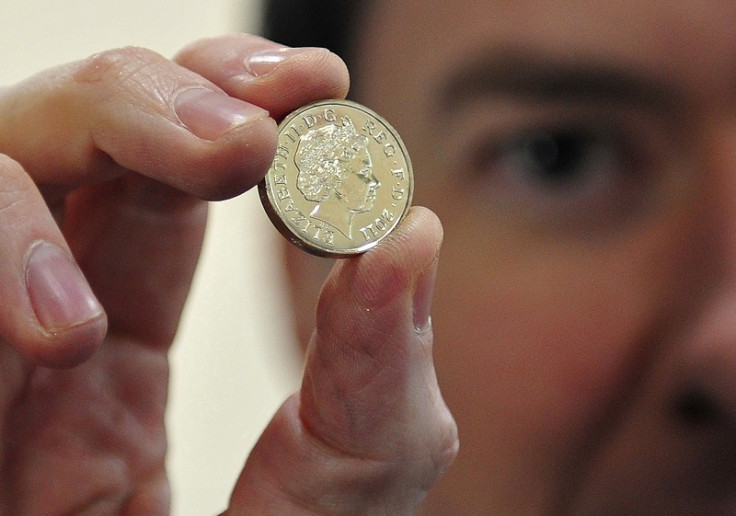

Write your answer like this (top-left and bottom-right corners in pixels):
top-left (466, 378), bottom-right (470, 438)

top-left (438, 48), bottom-right (681, 114)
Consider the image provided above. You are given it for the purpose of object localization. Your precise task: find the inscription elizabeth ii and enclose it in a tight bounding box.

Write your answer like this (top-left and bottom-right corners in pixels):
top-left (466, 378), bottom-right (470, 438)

top-left (259, 100), bottom-right (413, 257)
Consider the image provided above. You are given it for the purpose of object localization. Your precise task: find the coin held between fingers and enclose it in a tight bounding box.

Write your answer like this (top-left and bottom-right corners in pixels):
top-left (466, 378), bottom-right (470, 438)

top-left (259, 100), bottom-right (413, 257)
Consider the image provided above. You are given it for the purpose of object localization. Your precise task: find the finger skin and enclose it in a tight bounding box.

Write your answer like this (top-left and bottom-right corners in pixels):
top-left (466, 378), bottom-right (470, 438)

top-left (0, 154), bottom-right (106, 367)
top-left (0, 35), bottom-right (350, 202)
top-left (62, 175), bottom-right (207, 347)
top-left (0, 34), bottom-right (350, 363)
top-left (0, 48), bottom-right (270, 202)
top-left (0, 33), bottom-right (357, 515)
top-left (226, 207), bottom-right (459, 515)
top-left (175, 34), bottom-right (351, 120)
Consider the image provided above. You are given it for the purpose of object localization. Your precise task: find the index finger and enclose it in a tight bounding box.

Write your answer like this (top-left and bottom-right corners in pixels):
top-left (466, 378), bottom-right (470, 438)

top-left (174, 34), bottom-right (350, 120)
top-left (0, 35), bottom-right (348, 201)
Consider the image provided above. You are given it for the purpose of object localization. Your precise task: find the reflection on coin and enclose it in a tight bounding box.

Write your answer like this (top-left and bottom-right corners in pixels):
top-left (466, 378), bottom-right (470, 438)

top-left (259, 99), bottom-right (413, 257)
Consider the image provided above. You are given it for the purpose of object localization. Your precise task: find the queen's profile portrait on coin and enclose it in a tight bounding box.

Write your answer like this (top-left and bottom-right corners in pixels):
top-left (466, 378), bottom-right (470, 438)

top-left (259, 99), bottom-right (413, 257)
top-left (294, 115), bottom-right (381, 239)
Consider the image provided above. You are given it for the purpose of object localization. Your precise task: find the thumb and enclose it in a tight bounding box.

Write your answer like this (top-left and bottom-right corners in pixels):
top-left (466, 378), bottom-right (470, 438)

top-left (226, 207), bottom-right (458, 515)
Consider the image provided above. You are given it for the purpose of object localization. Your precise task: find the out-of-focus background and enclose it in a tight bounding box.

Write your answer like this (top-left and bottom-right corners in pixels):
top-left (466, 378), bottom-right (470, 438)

top-left (0, 1), bottom-right (304, 514)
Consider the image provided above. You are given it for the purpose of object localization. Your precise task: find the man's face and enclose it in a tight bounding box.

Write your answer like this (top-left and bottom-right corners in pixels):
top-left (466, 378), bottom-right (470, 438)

top-left (349, 0), bottom-right (736, 513)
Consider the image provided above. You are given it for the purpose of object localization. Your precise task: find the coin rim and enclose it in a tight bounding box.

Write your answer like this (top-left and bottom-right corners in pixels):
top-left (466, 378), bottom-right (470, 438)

top-left (258, 99), bottom-right (414, 258)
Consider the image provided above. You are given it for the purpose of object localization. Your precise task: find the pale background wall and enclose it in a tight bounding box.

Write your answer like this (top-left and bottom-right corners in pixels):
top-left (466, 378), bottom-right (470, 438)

top-left (0, 1), bottom-right (303, 514)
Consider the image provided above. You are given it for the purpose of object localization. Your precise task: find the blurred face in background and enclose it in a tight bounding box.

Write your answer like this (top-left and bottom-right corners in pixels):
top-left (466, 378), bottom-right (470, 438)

top-left (286, 0), bottom-right (736, 513)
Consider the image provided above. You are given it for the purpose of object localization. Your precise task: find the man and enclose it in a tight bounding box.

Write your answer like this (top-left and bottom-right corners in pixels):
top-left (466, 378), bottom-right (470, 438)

top-left (266, 0), bottom-right (736, 513)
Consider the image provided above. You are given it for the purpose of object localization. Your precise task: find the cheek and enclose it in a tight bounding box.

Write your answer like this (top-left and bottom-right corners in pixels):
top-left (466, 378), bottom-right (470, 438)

top-left (427, 195), bottom-right (690, 494)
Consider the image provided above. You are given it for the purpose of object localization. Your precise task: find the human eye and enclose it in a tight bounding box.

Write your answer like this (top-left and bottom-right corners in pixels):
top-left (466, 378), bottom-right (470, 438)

top-left (463, 114), bottom-right (667, 233)
top-left (486, 125), bottom-right (624, 195)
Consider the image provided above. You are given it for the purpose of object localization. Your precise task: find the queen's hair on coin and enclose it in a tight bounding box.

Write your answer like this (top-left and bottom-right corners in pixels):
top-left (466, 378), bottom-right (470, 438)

top-left (259, 99), bottom-right (413, 257)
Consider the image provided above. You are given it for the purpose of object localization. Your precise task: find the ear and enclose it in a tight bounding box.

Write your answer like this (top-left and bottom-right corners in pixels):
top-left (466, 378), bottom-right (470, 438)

top-left (283, 241), bottom-right (335, 353)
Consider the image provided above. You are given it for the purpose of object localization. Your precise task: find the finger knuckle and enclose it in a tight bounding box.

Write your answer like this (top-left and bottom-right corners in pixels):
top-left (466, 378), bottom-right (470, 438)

top-left (417, 405), bottom-right (459, 489)
top-left (433, 412), bottom-right (460, 475)
top-left (73, 46), bottom-right (166, 87)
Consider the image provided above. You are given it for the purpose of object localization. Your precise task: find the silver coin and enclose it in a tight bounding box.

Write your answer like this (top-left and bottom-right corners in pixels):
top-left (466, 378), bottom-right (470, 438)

top-left (259, 99), bottom-right (413, 257)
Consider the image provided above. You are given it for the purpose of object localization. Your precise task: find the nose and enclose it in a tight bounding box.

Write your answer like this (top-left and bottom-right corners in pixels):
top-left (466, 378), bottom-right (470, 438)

top-left (669, 119), bottom-right (736, 428)
top-left (365, 171), bottom-right (380, 188)
top-left (637, 118), bottom-right (736, 507)
top-left (606, 288), bottom-right (736, 513)
top-left (571, 120), bottom-right (736, 513)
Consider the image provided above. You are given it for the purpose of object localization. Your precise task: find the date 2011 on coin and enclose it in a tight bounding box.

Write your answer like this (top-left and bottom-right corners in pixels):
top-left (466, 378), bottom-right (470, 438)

top-left (259, 100), bottom-right (414, 257)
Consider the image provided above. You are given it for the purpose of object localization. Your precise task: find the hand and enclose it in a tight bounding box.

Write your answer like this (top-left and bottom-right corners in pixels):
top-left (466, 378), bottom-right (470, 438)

top-left (226, 207), bottom-right (458, 515)
top-left (0, 33), bottom-right (457, 514)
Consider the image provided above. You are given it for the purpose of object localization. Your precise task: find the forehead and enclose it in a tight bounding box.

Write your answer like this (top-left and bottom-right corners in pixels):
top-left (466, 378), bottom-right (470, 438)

top-left (365, 0), bottom-right (735, 51)
top-left (356, 0), bottom-right (736, 102)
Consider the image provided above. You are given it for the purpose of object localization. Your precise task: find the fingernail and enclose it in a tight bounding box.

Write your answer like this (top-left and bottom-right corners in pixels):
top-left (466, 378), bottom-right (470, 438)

top-left (244, 47), bottom-right (314, 77)
top-left (26, 241), bottom-right (103, 333)
top-left (174, 88), bottom-right (267, 141)
top-left (413, 253), bottom-right (440, 333)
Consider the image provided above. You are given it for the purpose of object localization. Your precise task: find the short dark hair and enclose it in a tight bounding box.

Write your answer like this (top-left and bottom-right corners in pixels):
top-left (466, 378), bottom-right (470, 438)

top-left (260, 0), bottom-right (365, 72)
